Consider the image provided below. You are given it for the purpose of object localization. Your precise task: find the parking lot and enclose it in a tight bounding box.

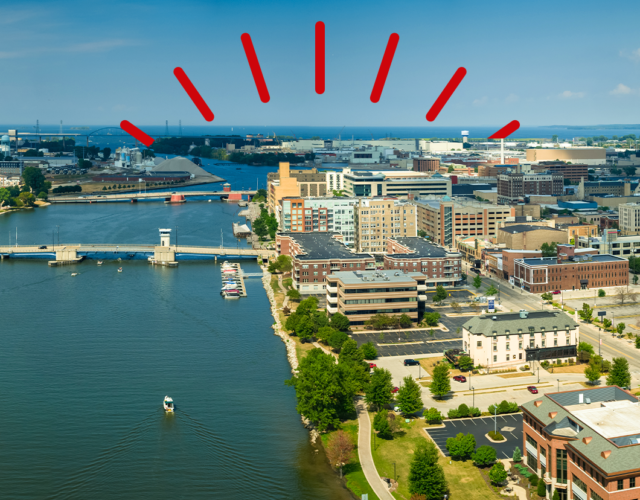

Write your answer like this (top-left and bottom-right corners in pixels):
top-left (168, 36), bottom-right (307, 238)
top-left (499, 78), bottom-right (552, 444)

top-left (425, 414), bottom-right (523, 459)
top-left (369, 339), bottom-right (461, 357)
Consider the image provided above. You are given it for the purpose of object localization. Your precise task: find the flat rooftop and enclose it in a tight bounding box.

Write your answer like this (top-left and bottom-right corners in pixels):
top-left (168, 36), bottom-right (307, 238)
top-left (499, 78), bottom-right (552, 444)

top-left (520, 254), bottom-right (625, 266)
top-left (328, 269), bottom-right (423, 285)
top-left (280, 232), bottom-right (373, 261)
top-left (387, 237), bottom-right (448, 258)
top-left (499, 224), bottom-right (563, 234)
top-left (463, 310), bottom-right (577, 337)
top-left (570, 400), bottom-right (640, 439)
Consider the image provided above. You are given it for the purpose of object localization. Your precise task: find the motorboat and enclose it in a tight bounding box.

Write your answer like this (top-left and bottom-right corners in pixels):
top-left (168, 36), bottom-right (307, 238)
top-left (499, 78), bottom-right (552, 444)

top-left (223, 290), bottom-right (240, 299)
top-left (97, 260), bottom-right (103, 266)
top-left (164, 396), bottom-right (174, 412)
top-left (71, 273), bottom-right (79, 277)
top-left (118, 267), bottom-right (123, 273)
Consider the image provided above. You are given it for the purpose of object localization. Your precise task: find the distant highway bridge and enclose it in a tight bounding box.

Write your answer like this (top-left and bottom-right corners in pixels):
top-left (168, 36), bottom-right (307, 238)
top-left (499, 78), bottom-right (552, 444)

top-left (48, 190), bottom-right (257, 203)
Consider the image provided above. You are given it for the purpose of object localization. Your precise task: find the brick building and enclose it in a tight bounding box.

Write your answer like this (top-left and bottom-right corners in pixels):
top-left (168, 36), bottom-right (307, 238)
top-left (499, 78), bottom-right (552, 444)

top-left (384, 237), bottom-right (463, 287)
top-left (497, 172), bottom-right (564, 204)
top-left (412, 157), bottom-right (440, 172)
top-left (513, 245), bottom-right (628, 292)
top-left (537, 162), bottom-right (589, 183)
top-left (275, 232), bottom-right (375, 295)
top-left (521, 386), bottom-right (640, 500)
top-left (497, 225), bottom-right (568, 250)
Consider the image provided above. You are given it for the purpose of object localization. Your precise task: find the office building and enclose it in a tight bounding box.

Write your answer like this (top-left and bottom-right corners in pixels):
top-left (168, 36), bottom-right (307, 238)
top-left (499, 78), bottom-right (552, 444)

top-left (414, 197), bottom-right (515, 248)
top-left (497, 172), bottom-right (564, 203)
top-left (577, 233), bottom-right (640, 259)
top-left (0, 160), bottom-right (23, 176)
top-left (578, 179), bottom-right (639, 199)
top-left (513, 245), bottom-right (628, 292)
top-left (385, 237), bottom-right (463, 287)
top-left (419, 140), bottom-right (463, 152)
top-left (267, 162), bottom-right (327, 212)
top-left (521, 386), bottom-right (640, 500)
top-left (536, 162), bottom-right (589, 183)
top-left (462, 310), bottom-right (579, 371)
top-left (354, 198), bottom-right (417, 253)
top-left (276, 232), bottom-right (375, 295)
top-left (277, 197), bottom-right (358, 245)
top-left (342, 169), bottom-right (451, 198)
top-left (413, 157), bottom-right (440, 172)
top-left (619, 203), bottom-right (640, 235)
top-left (326, 270), bottom-right (427, 325)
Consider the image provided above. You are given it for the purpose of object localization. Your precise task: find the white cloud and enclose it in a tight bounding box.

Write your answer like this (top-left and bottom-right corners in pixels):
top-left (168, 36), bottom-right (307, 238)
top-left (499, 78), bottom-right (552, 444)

top-left (472, 96), bottom-right (488, 106)
top-left (620, 48), bottom-right (640, 62)
top-left (559, 90), bottom-right (586, 99)
top-left (0, 39), bottom-right (139, 59)
top-left (610, 83), bottom-right (635, 95)
top-left (0, 9), bottom-right (43, 25)
top-left (505, 93), bottom-right (519, 103)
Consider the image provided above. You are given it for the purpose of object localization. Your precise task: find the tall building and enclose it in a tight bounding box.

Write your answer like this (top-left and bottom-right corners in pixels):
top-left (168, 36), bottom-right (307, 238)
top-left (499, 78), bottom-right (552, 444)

top-left (277, 197), bottom-right (358, 246)
top-left (326, 170), bottom-right (344, 192)
top-left (497, 171), bottom-right (564, 203)
top-left (536, 162), bottom-right (589, 183)
top-left (412, 157), bottom-right (440, 172)
top-left (521, 386), bottom-right (640, 500)
top-left (354, 198), bottom-right (417, 253)
top-left (618, 202), bottom-right (640, 235)
top-left (267, 162), bottom-right (327, 212)
top-left (414, 197), bottom-right (515, 248)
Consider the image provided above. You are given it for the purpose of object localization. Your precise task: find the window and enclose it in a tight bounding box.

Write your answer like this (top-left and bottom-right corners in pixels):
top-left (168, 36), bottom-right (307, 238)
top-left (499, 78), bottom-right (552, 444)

top-left (591, 492), bottom-right (603, 500)
top-left (573, 475), bottom-right (586, 492)
top-left (556, 449), bottom-right (567, 484)
top-left (477, 341), bottom-right (482, 348)
top-left (618, 480), bottom-right (624, 491)
top-left (493, 355), bottom-right (497, 362)
top-left (631, 477), bottom-right (636, 488)
top-left (493, 345), bottom-right (497, 352)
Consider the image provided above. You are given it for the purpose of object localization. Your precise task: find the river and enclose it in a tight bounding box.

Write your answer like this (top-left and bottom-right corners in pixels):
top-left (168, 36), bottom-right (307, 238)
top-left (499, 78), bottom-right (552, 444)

top-left (0, 161), bottom-right (353, 499)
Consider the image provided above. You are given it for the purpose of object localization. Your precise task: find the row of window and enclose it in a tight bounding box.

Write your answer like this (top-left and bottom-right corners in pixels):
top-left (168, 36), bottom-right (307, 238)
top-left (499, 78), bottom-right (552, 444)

top-left (343, 307), bottom-right (414, 315)
top-left (344, 297), bottom-right (417, 304)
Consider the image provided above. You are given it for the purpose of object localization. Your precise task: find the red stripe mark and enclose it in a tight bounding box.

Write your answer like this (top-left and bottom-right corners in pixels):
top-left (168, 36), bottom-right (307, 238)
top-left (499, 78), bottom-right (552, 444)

top-left (241, 33), bottom-right (270, 103)
top-left (426, 67), bottom-right (467, 122)
top-left (173, 67), bottom-right (214, 122)
top-left (315, 21), bottom-right (325, 94)
top-left (370, 33), bottom-right (399, 103)
top-left (120, 120), bottom-right (154, 147)
top-left (489, 120), bottom-right (521, 139)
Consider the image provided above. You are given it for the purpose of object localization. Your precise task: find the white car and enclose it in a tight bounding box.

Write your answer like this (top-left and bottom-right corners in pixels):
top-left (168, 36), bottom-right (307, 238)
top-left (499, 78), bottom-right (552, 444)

top-left (394, 406), bottom-right (401, 413)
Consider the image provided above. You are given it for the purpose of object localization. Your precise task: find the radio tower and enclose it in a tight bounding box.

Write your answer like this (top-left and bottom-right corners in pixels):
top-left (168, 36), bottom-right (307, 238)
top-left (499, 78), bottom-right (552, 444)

top-left (59, 120), bottom-right (63, 134)
top-left (36, 120), bottom-right (40, 134)
top-left (179, 120), bottom-right (182, 136)
top-left (165, 120), bottom-right (169, 136)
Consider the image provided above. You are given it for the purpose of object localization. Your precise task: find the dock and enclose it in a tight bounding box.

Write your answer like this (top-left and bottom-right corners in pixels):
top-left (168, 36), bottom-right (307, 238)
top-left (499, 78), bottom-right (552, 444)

top-left (221, 262), bottom-right (247, 298)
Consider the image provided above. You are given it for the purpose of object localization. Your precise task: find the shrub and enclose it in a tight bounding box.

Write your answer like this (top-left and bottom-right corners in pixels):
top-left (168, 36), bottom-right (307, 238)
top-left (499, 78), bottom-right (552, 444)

top-left (447, 409), bottom-right (459, 419)
top-left (498, 400), bottom-right (511, 414)
top-left (598, 289), bottom-right (606, 297)
top-left (489, 461), bottom-right (507, 485)
top-left (425, 407), bottom-right (444, 424)
top-left (488, 431), bottom-right (504, 441)
top-left (472, 445), bottom-right (497, 467)
top-left (469, 406), bottom-right (481, 417)
top-left (513, 446), bottom-right (521, 462)
top-left (530, 474), bottom-right (539, 487)
top-left (537, 480), bottom-right (546, 497)
top-left (457, 403), bottom-right (470, 417)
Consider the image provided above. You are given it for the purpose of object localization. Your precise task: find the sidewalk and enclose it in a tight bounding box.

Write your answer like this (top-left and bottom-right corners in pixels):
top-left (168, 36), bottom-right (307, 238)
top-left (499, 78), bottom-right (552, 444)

top-left (356, 398), bottom-right (395, 500)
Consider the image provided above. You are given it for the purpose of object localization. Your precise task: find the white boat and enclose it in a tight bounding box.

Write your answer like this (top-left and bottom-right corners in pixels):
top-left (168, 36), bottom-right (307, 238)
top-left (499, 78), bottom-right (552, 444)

top-left (223, 291), bottom-right (240, 299)
top-left (118, 267), bottom-right (123, 273)
top-left (71, 273), bottom-right (79, 277)
top-left (163, 396), bottom-right (174, 412)
top-left (97, 261), bottom-right (103, 266)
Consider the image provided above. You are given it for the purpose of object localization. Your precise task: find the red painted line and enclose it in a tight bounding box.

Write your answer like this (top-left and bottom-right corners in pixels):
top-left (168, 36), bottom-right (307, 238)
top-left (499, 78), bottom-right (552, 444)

top-left (315, 21), bottom-right (325, 94)
top-left (120, 120), bottom-right (154, 147)
top-left (489, 120), bottom-right (521, 139)
top-left (173, 67), bottom-right (214, 122)
top-left (370, 33), bottom-right (399, 103)
top-left (241, 33), bottom-right (270, 103)
top-left (426, 67), bottom-right (467, 122)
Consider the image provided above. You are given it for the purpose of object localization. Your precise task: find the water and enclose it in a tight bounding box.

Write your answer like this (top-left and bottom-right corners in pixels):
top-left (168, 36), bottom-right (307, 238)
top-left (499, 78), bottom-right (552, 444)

top-left (0, 200), bottom-right (353, 499)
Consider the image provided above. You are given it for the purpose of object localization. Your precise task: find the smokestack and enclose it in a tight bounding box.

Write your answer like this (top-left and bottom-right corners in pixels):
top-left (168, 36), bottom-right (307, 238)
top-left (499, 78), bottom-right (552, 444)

top-left (501, 138), bottom-right (505, 165)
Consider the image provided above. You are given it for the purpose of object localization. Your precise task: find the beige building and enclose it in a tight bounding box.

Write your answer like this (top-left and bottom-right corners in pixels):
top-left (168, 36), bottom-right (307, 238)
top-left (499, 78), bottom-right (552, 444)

top-left (497, 224), bottom-right (567, 250)
top-left (463, 310), bottom-right (579, 371)
top-left (354, 198), bottom-right (417, 253)
top-left (414, 197), bottom-right (514, 248)
top-left (326, 270), bottom-right (427, 326)
top-left (267, 162), bottom-right (327, 212)
top-left (619, 202), bottom-right (640, 235)
top-left (526, 148), bottom-right (606, 165)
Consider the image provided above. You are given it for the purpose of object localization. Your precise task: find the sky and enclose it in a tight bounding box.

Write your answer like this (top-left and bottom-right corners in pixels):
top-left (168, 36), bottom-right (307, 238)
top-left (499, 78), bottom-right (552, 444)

top-left (2, 0), bottom-right (640, 128)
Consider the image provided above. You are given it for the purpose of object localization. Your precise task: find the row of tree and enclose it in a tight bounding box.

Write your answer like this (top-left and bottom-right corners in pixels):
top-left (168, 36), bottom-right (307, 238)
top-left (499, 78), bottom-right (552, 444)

top-left (252, 204), bottom-right (278, 241)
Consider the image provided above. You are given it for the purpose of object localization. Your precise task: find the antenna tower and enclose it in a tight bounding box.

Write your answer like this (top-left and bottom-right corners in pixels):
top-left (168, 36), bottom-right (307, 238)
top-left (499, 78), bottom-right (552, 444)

top-left (59, 120), bottom-right (63, 134)
top-left (165, 120), bottom-right (169, 136)
top-left (179, 120), bottom-right (182, 136)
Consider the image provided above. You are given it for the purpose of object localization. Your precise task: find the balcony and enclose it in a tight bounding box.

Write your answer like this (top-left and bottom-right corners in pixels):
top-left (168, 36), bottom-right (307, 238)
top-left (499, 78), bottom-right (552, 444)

top-left (418, 295), bottom-right (427, 302)
top-left (326, 285), bottom-right (338, 293)
top-left (327, 305), bottom-right (338, 314)
top-left (327, 295), bottom-right (338, 304)
top-left (417, 284), bottom-right (427, 291)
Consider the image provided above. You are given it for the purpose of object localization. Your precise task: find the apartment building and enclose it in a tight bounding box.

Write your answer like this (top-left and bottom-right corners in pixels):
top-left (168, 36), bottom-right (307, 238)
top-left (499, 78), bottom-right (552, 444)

top-left (326, 270), bottom-right (427, 325)
top-left (276, 232), bottom-right (375, 295)
top-left (513, 245), bottom-right (628, 292)
top-left (521, 386), bottom-right (640, 500)
top-left (462, 310), bottom-right (578, 371)
top-left (277, 197), bottom-right (358, 245)
top-left (342, 169), bottom-right (451, 198)
top-left (414, 197), bottom-right (515, 248)
top-left (326, 170), bottom-right (344, 192)
top-left (619, 203), bottom-right (640, 236)
top-left (267, 162), bottom-right (327, 212)
top-left (384, 237), bottom-right (463, 286)
top-left (497, 172), bottom-right (564, 203)
top-left (354, 198), bottom-right (417, 254)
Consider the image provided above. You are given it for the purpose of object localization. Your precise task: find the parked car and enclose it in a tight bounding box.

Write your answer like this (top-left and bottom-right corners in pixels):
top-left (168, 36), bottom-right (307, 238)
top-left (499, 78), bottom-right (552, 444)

top-left (527, 386), bottom-right (539, 394)
top-left (392, 386), bottom-right (399, 393)
top-left (404, 359), bottom-right (419, 366)
top-left (453, 375), bottom-right (467, 383)
top-left (369, 363), bottom-right (377, 368)
top-left (553, 290), bottom-right (561, 295)
top-left (38, 245), bottom-right (47, 249)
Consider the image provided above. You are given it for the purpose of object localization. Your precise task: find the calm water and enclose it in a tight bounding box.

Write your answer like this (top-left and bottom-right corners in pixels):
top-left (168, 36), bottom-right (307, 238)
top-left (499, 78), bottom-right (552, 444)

top-left (0, 198), bottom-right (353, 499)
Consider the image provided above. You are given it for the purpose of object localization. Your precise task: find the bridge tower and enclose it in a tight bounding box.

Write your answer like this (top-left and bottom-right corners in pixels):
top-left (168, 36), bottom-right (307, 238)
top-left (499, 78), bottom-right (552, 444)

top-left (159, 228), bottom-right (172, 247)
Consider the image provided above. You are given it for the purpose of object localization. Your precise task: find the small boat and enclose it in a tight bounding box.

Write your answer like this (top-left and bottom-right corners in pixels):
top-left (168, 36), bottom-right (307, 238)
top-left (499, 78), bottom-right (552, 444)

top-left (118, 267), bottom-right (123, 273)
top-left (164, 396), bottom-right (174, 412)
top-left (223, 290), bottom-right (240, 299)
top-left (117, 257), bottom-right (122, 262)
top-left (71, 273), bottom-right (79, 277)
top-left (97, 260), bottom-right (103, 266)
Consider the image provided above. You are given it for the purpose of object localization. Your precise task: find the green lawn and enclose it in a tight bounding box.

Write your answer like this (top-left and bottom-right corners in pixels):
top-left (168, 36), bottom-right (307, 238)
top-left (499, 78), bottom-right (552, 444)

top-left (321, 420), bottom-right (379, 500)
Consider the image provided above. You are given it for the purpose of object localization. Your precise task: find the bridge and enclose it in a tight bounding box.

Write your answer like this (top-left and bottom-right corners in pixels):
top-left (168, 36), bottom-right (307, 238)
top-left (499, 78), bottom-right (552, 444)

top-left (0, 244), bottom-right (274, 267)
top-left (48, 190), bottom-right (257, 203)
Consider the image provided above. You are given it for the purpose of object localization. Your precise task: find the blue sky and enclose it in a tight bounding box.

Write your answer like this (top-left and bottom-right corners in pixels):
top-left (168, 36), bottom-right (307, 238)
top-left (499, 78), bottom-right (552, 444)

top-left (2, 0), bottom-right (640, 127)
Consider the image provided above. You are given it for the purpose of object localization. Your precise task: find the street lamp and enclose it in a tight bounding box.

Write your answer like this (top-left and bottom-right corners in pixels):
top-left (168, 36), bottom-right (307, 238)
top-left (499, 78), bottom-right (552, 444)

top-left (472, 386), bottom-right (475, 408)
top-left (557, 379), bottom-right (560, 392)
top-left (494, 404), bottom-right (498, 434)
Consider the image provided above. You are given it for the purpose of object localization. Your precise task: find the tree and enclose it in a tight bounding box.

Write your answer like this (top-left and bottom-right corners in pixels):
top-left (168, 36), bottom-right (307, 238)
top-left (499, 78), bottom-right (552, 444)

top-left (450, 301), bottom-right (461, 312)
top-left (616, 287), bottom-right (629, 305)
top-left (397, 376), bottom-right (423, 414)
top-left (541, 292), bottom-right (553, 302)
top-left (22, 166), bottom-right (49, 194)
top-left (585, 358), bottom-right (601, 385)
top-left (578, 303), bottom-right (593, 323)
top-left (432, 285), bottom-right (447, 304)
top-left (578, 341), bottom-right (594, 356)
top-left (472, 445), bottom-right (497, 466)
top-left (339, 339), bottom-right (364, 365)
top-left (366, 368), bottom-right (393, 410)
top-left (409, 442), bottom-right (448, 499)
top-left (398, 313), bottom-right (413, 328)
top-left (325, 430), bottom-right (354, 478)
top-left (328, 330), bottom-right (349, 351)
top-left (330, 312), bottom-right (350, 332)
top-left (473, 275), bottom-right (482, 290)
top-left (607, 357), bottom-right (631, 388)
top-left (489, 461), bottom-right (508, 485)
top-left (616, 322), bottom-right (626, 336)
top-left (540, 242), bottom-right (558, 257)
top-left (286, 289), bottom-right (301, 301)
top-left (18, 191), bottom-right (36, 207)
top-left (252, 218), bottom-right (269, 240)
top-left (458, 355), bottom-right (473, 371)
top-left (537, 480), bottom-right (547, 497)
top-left (598, 289), bottom-right (606, 298)
top-left (417, 229), bottom-right (427, 238)
top-left (485, 285), bottom-right (498, 297)
top-left (636, 336), bottom-right (640, 349)
top-left (0, 188), bottom-right (11, 208)
top-left (361, 342), bottom-right (377, 360)
top-left (552, 489), bottom-right (560, 500)
top-left (285, 349), bottom-right (356, 431)
top-left (513, 446), bottom-right (522, 462)
top-left (373, 410), bottom-right (392, 439)
top-left (461, 272), bottom-right (467, 282)
top-left (634, 275), bottom-right (639, 286)
top-left (422, 312), bottom-right (440, 327)
top-left (446, 432), bottom-right (476, 460)
top-left (424, 407), bottom-right (443, 424)
top-left (430, 363), bottom-right (451, 399)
